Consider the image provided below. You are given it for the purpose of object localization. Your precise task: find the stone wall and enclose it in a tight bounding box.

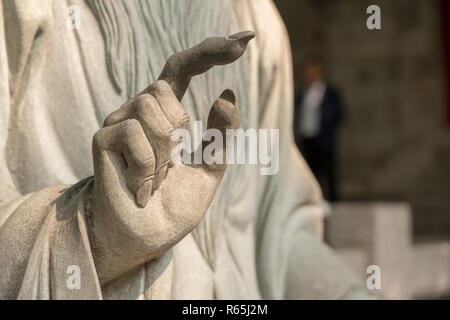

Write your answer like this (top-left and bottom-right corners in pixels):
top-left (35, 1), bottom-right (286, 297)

top-left (274, 0), bottom-right (450, 237)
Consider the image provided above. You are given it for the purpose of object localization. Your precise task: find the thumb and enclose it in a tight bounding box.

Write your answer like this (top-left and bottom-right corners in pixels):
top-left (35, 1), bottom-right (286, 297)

top-left (201, 89), bottom-right (240, 176)
top-left (162, 90), bottom-right (239, 226)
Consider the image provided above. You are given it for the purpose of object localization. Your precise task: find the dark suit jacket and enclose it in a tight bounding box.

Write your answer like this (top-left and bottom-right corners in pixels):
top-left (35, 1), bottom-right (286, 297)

top-left (294, 84), bottom-right (344, 153)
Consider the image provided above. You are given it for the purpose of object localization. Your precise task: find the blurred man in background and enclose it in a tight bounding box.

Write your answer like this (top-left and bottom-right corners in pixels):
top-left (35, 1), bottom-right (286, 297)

top-left (294, 56), bottom-right (344, 202)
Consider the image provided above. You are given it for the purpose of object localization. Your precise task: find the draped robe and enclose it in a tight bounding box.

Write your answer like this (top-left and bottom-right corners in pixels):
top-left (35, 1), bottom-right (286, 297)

top-left (0, 0), bottom-right (370, 299)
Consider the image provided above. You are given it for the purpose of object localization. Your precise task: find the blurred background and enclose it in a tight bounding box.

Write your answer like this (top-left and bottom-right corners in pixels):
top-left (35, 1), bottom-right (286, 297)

top-left (274, 0), bottom-right (450, 299)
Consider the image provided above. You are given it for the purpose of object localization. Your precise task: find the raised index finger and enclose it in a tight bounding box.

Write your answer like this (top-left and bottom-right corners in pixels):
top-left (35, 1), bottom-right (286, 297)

top-left (155, 31), bottom-right (255, 101)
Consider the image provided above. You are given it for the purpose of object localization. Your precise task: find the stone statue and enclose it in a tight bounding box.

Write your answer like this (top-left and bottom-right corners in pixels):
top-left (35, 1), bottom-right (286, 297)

top-left (0, 0), bottom-right (374, 299)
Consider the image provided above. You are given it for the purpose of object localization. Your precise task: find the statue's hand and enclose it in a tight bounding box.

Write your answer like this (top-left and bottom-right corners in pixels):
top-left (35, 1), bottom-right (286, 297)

top-left (90, 32), bottom-right (254, 285)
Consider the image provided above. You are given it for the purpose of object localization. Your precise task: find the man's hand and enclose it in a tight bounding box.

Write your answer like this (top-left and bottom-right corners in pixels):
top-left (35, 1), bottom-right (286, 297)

top-left (90, 31), bottom-right (254, 285)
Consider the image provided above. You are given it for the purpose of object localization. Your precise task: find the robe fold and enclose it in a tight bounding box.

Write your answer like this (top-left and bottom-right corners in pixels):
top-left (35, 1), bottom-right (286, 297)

top-left (0, 0), bottom-right (372, 299)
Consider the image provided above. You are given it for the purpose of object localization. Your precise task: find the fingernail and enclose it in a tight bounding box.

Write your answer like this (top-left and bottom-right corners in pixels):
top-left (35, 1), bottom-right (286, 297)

top-left (227, 31), bottom-right (255, 49)
top-left (136, 180), bottom-right (152, 208)
top-left (220, 89), bottom-right (236, 104)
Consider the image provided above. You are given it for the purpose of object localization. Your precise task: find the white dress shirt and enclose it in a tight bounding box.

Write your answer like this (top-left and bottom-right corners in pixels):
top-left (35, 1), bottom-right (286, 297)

top-left (299, 81), bottom-right (326, 138)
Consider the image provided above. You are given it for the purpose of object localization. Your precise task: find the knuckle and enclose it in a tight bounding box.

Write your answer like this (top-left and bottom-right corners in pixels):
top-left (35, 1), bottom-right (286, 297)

top-left (103, 112), bottom-right (119, 127)
top-left (153, 79), bottom-right (171, 93)
top-left (135, 94), bottom-right (155, 109)
top-left (122, 119), bottom-right (143, 140)
top-left (134, 96), bottom-right (174, 140)
top-left (92, 129), bottom-right (104, 148)
top-left (134, 96), bottom-right (154, 118)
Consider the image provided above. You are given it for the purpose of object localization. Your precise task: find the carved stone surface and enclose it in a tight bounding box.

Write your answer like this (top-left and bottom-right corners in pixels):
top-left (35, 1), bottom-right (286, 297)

top-left (0, 0), bottom-right (373, 299)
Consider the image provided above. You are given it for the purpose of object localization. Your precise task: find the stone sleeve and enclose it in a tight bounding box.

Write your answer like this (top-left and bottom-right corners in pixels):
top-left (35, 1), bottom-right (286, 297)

top-left (0, 178), bottom-right (103, 299)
